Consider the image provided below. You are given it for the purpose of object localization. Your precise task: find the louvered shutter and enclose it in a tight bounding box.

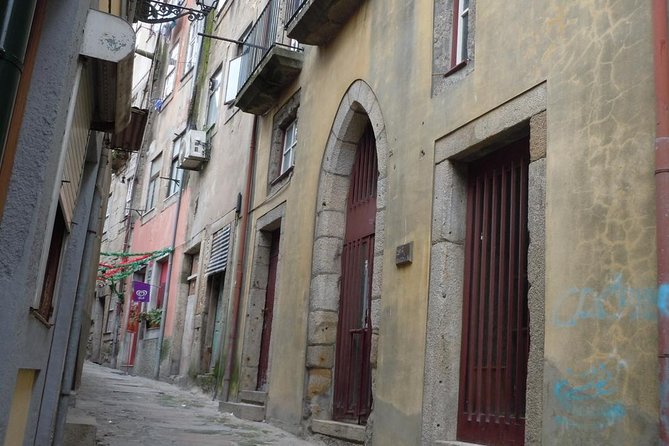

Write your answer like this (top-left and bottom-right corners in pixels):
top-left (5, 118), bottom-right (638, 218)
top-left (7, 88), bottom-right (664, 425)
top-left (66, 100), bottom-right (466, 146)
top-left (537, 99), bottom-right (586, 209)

top-left (205, 225), bottom-right (231, 275)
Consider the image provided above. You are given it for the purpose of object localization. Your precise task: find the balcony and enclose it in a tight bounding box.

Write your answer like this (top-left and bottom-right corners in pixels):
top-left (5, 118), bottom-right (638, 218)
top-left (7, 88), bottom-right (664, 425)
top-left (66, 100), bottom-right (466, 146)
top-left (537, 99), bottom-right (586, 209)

top-left (234, 0), bottom-right (304, 115)
top-left (284, 0), bottom-right (363, 46)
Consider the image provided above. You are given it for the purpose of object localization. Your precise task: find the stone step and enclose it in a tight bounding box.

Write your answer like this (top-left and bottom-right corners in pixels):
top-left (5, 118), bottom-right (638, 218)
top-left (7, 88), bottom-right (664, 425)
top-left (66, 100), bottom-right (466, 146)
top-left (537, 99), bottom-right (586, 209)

top-left (219, 401), bottom-right (265, 422)
top-left (64, 408), bottom-right (97, 446)
top-left (239, 390), bottom-right (267, 405)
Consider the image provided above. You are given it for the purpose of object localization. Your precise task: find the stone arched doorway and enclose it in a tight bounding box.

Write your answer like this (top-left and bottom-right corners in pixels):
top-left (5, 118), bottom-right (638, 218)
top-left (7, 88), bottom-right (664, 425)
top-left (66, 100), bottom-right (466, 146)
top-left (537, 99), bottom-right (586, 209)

top-left (305, 80), bottom-right (389, 431)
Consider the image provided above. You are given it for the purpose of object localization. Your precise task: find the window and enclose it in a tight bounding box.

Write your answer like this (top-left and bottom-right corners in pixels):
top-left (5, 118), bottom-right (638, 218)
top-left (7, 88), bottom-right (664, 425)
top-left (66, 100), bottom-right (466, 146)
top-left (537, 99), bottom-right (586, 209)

top-left (103, 192), bottom-right (112, 234)
top-left (207, 68), bottom-right (223, 127)
top-left (432, 0), bottom-right (474, 94)
top-left (187, 252), bottom-right (200, 296)
top-left (268, 91), bottom-right (300, 190)
top-left (168, 137), bottom-right (183, 196)
top-left (281, 120), bottom-right (297, 174)
top-left (224, 55), bottom-right (242, 104)
top-left (35, 206), bottom-right (67, 323)
top-left (124, 176), bottom-right (134, 217)
top-left (185, 21), bottom-right (203, 74)
top-left (146, 154), bottom-right (162, 210)
top-left (155, 260), bottom-right (168, 309)
top-left (216, 0), bottom-right (228, 14)
top-left (163, 43), bottom-right (180, 98)
top-left (453, 0), bottom-right (470, 66)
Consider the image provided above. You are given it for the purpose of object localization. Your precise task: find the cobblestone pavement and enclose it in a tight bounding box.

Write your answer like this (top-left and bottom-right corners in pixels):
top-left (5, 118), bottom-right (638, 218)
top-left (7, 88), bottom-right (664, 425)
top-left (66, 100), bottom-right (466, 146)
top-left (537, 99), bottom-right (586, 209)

top-left (76, 362), bottom-right (319, 445)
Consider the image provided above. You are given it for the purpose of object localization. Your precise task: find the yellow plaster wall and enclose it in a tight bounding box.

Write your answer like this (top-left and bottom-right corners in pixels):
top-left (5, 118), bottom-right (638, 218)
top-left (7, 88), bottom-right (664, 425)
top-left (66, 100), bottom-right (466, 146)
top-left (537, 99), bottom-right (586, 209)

top-left (251, 0), bottom-right (657, 443)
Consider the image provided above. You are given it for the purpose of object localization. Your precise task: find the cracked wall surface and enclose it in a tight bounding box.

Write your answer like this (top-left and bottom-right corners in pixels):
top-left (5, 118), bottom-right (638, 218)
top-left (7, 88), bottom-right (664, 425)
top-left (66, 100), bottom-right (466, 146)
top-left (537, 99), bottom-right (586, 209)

top-left (227, 0), bottom-right (659, 443)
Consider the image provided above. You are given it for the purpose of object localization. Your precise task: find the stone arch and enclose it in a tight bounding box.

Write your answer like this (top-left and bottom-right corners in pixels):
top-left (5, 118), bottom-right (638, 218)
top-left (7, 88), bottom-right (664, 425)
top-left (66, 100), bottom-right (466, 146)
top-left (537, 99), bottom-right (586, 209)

top-left (305, 80), bottom-right (389, 427)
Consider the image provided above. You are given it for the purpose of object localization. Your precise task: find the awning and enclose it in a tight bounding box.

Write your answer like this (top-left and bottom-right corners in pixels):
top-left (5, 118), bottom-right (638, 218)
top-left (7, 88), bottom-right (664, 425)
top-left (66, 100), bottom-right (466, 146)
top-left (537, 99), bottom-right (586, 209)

top-left (110, 107), bottom-right (148, 152)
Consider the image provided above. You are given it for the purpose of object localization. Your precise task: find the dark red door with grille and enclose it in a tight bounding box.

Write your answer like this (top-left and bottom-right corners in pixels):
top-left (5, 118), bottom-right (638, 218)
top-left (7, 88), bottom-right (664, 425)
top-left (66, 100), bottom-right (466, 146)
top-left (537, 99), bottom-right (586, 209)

top-left (458, 138), bottom-right (529, 446)
top-left (333, 123), bottom-right (377, 424)
top-left (257, 230), bottom-right (280, 390)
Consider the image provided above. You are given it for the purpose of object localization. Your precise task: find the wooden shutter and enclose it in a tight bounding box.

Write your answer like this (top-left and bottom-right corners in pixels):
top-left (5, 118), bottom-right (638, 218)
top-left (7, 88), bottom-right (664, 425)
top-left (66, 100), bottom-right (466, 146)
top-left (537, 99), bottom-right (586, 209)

top-left (205, 225), bottom-right (231, 275)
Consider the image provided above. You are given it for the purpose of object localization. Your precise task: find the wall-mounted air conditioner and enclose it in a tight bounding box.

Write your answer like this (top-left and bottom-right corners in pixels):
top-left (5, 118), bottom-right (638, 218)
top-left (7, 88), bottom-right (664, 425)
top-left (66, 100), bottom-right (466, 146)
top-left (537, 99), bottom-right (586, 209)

top-left (179, 129), bottom-right (209, 170)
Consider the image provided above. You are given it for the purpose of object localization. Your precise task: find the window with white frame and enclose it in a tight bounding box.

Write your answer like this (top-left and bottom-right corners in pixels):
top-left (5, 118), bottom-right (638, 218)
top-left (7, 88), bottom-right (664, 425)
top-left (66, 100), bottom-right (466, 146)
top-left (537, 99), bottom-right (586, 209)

top-left (146, 154), bottom-right (162, 210)
top-left (281, 120), bottom-right (297, 174)
top-left (124, 176), bottom-right (134, 217)
top-left (216, 0), bottom-right (228, 14)
top-left (103, 192), bottom-right (112, 234)
top-left (268, 92), bottom-right (299, 189)
top-left (224, 55), bottom-right (242, 104)
top-left (454, 0), bottom-right (470, 65)
top-left (207, 68), bottom-right (223, 127)
top-left (163, 43), bottom-right (180, 97)
top-left (168, 137), bottom-right (183, 196)
top-left (185, 21), bottom-right (203, 74)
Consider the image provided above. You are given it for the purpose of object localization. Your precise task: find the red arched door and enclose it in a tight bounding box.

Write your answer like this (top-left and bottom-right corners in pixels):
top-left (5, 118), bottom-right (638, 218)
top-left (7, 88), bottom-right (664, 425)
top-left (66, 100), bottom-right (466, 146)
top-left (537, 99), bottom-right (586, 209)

top-left (333, 123), bottom-right (377, 424)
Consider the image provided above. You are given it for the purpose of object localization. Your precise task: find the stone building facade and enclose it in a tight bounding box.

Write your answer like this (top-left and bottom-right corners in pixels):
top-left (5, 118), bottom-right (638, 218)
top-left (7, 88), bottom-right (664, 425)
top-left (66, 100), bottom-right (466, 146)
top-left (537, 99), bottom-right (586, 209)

top-left (103, 0), bottom-right (663, 445)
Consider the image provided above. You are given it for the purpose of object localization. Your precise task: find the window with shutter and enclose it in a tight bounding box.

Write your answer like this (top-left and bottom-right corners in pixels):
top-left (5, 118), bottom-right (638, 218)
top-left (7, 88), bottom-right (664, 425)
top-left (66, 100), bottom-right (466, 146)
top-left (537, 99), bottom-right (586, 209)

top-left (205, 225), bottom-right (232, 275)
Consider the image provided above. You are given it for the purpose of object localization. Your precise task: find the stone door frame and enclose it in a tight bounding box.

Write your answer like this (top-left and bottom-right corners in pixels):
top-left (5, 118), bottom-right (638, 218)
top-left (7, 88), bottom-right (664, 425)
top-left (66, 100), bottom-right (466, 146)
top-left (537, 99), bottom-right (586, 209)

top-left (422, 83), bottom-right (547, 445)
top-left (305, 80), bottom-right (389, 429)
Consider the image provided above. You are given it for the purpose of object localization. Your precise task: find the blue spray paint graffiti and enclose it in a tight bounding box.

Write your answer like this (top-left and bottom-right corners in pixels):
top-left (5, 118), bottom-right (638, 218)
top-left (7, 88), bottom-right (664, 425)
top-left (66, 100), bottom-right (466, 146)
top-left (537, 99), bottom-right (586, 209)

top-left (554, 363), bottom-right (626, 430)
top-left (553, 275), bottom-right (656, 327)
top-left (658, 283), bottom-right (669, 317)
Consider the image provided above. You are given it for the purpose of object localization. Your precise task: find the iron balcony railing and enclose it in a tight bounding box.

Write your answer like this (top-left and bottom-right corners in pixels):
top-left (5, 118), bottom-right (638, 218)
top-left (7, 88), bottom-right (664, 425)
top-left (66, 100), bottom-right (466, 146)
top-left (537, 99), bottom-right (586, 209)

top-left (238, 0), bottom-right (302, 94)
top-left (284, 0), bottom-right (308, 29)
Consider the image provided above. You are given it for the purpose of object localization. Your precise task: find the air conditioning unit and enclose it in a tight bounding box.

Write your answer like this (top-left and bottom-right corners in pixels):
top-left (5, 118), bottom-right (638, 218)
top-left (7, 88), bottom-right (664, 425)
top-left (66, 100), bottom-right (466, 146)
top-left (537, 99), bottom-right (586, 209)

top-left (179, 129), bottom-right (209, 170)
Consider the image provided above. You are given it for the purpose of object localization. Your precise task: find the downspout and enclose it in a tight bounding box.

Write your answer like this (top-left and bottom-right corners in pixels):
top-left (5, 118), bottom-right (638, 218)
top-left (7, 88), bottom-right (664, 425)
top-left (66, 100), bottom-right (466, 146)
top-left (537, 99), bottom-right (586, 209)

top-left (0, 0), bottom-right (37, 165)
top-left (154, 181), bottom-right (183, 380)
top-left (222, 116), bottom-right (258, 400)
top-left (653, 1), bottom-right (669, 444)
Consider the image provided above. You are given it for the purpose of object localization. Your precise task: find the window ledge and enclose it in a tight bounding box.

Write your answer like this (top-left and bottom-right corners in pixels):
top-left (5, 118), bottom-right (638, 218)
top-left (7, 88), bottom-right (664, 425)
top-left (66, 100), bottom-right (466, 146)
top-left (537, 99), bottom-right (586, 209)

top-left (159, 94), bottom-right (174, 111)
top-left (141, 207), bottom-right (156, 223)
top-left (443, 60), bottom-right (468, 78)
top-left (271, 166), bottom-right (294, 186)
top-left (181, 66), bottom-right (195, 81)
top-left (29, 307), bottom-right (53, 327)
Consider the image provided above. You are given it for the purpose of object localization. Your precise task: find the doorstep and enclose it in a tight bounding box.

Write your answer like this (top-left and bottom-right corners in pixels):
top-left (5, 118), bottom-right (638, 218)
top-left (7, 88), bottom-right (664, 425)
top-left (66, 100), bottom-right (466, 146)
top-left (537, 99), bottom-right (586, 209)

top-left (311, 419), bottom-right (366, 443)
top-left (219, 401), bottom-right (265, 422)
top-left (434, 441), bottom-right (486, 446)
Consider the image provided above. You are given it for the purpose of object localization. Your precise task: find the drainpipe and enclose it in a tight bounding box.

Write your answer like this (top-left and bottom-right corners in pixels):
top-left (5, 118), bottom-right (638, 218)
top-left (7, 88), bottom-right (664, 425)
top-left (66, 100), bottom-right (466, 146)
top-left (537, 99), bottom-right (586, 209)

top-left (0, 0), bottom-right (37, 163)
top-left (155, 179), bottom-right (183, 379)
top-left (222, 116), bottom-right (258, 400)
top-left (653, 1), bottom-right (669, 444)
top-left (0, 0), bottom-right (37, 165)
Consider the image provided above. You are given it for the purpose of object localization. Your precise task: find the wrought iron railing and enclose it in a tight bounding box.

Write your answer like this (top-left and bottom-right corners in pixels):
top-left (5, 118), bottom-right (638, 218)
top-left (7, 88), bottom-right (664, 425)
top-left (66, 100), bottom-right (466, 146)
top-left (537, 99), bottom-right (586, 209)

top-left (237, 0), bottom-right (302, 93)
top-left (284, 0), bottom-right (308, 29)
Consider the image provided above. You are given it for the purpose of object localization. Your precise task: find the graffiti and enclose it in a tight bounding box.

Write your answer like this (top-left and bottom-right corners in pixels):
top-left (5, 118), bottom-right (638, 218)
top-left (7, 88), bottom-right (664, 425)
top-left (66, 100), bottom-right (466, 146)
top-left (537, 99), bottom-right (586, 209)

top-left (658, 283), bottom-right (669, 317)
top-left (553, 275), bottom-right (656, 327)
top-left (554, 363), bottom-right (626, 430)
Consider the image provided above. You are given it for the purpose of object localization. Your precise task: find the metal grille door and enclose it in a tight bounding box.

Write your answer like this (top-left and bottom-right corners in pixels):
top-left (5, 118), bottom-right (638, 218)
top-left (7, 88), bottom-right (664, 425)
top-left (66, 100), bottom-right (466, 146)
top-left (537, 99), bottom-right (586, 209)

top-left (457, 138), bottom-right (529, 446)
top-left (334, 123), bottom-right (377, 424)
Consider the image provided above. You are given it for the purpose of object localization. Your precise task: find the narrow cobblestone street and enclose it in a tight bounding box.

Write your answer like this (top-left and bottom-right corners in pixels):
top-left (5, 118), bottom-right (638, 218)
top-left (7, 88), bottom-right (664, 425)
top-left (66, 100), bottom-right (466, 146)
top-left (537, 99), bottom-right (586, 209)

top-left (76, 362), bottom-right (318, 445)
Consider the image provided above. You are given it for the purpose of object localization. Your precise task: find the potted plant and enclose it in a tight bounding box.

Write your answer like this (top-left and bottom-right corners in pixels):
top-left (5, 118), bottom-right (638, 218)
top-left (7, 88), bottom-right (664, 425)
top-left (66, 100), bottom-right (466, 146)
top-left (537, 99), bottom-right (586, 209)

top-left (139, 308), bottom-right (163, 329)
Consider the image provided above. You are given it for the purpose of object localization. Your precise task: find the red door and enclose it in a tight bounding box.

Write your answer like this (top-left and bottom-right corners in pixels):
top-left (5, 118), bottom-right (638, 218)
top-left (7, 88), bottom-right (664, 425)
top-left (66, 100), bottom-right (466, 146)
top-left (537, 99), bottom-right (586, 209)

top-left (257, 230), bottom-right (280, 390)
top-left (457, 138), bottom-right (529, 445)
top-left (333, 123), bottom-right (377, 424)
top-left (125, 301), bottom-right (140, 366)
top-left (157, 260), bottom-right (168, 309)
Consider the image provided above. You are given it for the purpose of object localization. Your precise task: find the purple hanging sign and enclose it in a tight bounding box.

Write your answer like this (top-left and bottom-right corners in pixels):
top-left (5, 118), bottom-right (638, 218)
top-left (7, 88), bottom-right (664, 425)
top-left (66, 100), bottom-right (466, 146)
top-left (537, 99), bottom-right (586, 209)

top-left (132, 281), bottom-right (151, 303)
